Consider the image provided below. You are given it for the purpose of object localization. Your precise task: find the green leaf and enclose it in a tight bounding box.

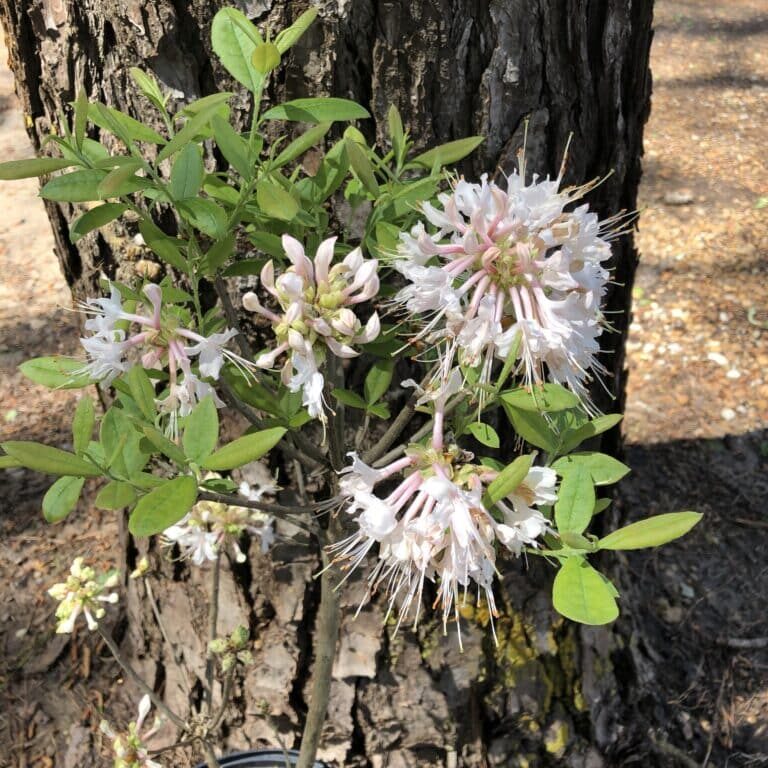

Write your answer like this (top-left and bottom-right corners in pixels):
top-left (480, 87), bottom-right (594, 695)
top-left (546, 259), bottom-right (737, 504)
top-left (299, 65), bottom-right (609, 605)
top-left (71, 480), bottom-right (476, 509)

top-left (74, 87), bottom-right (88, 150)
top-left (100, 408), bottom-right (147, 478)
top-left (552, 452), bottom-right (630, 486)
top-left (72, 396), bottom-right (96, 455)
top-left (182, 396), bottom-right (219, 464)
top-left (126, 366), bottom-right (156, 420)
top-left (138, 220), bottom-right (188, 272)
top-left (202, 233), bottom-right (235, 275)
top-left (1, 441), bottom-right (100, 477)
top-left (40, 169), bottom-right (106, 202)
top-left (500, 384), bottom-right (581, 413)
top-left (561, 413), bottom-right (623, 453)
top-left (273, 122), bottom-right (331, 168)
top-left (141, 425), bottom-right (188, 465)
top-left (263, 98), bottom-right (370, 124)
top-left (0, 157), bottom-right (74, 179)
top-left (593, 497), bottom-right (612, 515)
top-left (87, 102), bottom-right (166, 145)
top-left (42, 476), bottom-right (85, 523)
top-left (344, 137), bottom-right (379, 195)
top-left (129, 476), bottom-right (198, 537)
top-left (485, 454), bottom-right (534, 505)
top-left (211, 8), bottom-right (264, 94)
top-left (97, 160), bottom-right (147, 198)
top-left (70, 203), bottom-right (128, 243)
top-left (158, 98), bottom-right (231, 163)
top-left (256, 181), bottom-right (299, 221)
top-left (598, 512), bottom-right (702, 551)
top-left (275, 7), bottom-right (318, 53)
top-left (170, 143), bottom-right (204, 200)
top-left (129, 67), bottom-right (167, 112)
top-left (252, 41), bottom-right (281, 74)
top-left (552, 557), bottom-right (619, 625)
top-left (0, 455), bottom-right (22, 469)
top-left (95, 480), bottom-right (138, 510)
top-left (367, 402), bottom-right (391, 419)
top-left (201, 427), bottom-right (286, 471)
top-left (387, 104), bottom-right (405, 159)
top-left (410, 136), bottom-right (484, 169)
top-left (364, 359), bottom-right (394, 405)
top-left (178, 199), bottom-right (228, 238)
top-left (19, 356), bottom-right (91, 389)
top-left (501, 403), bottom-right (558, 453)
top-left (332, 388), bottom-right (368, 410)
top-left (211, 115), bottom-right (251, 178)
top-left (554, 463), bottom-right (595, 534)
top-left (466, 422), bottom-right (500, 449)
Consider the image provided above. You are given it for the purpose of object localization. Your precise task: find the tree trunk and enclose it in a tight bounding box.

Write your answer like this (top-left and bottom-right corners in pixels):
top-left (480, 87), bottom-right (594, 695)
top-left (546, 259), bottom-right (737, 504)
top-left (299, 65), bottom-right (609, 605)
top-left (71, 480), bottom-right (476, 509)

top-left (0, 1), bottom-right (653, 765)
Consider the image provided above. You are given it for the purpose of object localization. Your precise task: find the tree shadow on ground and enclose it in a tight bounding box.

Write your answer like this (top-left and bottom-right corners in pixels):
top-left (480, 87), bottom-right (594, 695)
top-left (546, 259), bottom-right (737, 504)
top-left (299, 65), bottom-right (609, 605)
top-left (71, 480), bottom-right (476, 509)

top-left (616, 427), bottom-right (768, 767)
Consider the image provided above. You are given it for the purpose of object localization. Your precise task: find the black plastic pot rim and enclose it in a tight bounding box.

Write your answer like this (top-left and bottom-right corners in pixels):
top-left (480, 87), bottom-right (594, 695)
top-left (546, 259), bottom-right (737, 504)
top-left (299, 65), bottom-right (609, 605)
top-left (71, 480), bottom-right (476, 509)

top-left (194, 748), bottom-right (327, 767)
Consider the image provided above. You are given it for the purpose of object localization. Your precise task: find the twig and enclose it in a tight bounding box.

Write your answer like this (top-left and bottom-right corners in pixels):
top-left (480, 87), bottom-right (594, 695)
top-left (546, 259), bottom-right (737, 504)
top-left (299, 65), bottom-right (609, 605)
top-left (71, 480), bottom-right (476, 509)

top-left (201, 739), bottom-right (221, 768)
top-left (204, 556), bottom-right (222, 713)
top-left (361, 398), bottom-right (415, 464)
top-left (210, 666), bottom-right (235, 731)
top-left (97, 627), bottom-right (186, 730)
top-left (215, 277), bottom-right (253, 360)
top-left (649, 731), bottom-right (700, 768)
top-left (701, 669), bottom-right (728, 768)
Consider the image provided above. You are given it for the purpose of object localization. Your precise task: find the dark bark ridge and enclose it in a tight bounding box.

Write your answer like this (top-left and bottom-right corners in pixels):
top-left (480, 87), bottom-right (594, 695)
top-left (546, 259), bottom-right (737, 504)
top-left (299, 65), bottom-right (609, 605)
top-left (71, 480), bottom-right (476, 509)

top-left (0, 1), bottom-right (653, 765)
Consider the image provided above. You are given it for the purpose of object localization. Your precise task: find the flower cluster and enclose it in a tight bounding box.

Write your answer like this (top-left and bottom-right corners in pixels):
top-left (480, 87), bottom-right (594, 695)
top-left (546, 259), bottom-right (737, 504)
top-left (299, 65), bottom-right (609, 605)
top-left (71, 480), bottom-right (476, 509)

top-left (80, 283), bottom-right (255, 433)
top-left (393, 171), bottom-right (614, 403)
top-left (243, 235), bottom-right (380, 422)
top-left (48, 557), bottom-right (119, 634)
top-left (331, 446), bottom-right (556, 644)
top-left (163, 479), bottom-right (278, 565)
top-left (100, 695), bottom-right (162, 768)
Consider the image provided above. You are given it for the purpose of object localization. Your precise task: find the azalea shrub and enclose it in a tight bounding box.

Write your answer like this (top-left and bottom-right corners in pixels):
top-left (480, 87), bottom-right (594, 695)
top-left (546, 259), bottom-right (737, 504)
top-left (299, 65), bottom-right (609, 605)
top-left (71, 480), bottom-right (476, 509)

top-left (0, 7), bottom-right (700, 767)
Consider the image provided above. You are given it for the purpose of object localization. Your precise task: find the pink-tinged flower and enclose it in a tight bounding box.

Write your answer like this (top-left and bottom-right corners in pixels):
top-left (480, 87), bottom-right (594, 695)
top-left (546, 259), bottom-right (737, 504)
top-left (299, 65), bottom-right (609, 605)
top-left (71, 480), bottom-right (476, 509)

top-left (163, 475), bottom-right (278, 564)
top-left (78, 282), bottom-right (256, 434)
top-left (243, 235), bottom-right (380, 424)
top-left (100, 695), bottom-right (162, 768)
top-left (393, 169), bottom-right (616, 405)
top-left (329, 445), bottom-right (557, 646)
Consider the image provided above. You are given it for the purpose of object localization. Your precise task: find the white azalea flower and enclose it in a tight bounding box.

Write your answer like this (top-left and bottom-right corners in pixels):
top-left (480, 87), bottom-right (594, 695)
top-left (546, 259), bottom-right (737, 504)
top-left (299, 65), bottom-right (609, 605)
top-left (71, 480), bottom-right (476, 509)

top-left (100, 694), bottom-right (162, 768)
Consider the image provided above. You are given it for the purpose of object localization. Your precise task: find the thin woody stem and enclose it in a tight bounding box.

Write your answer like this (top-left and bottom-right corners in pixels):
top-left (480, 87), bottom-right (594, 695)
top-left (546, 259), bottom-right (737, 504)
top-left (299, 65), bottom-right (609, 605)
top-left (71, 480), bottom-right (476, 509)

top-left (204, 556), bottom-right (221, 713)
top-left (214, 276), bottom-right (254, 360)
top-left (201, 740), bottom-right (221, 768)
top-left (97, 627), bottom-right (186, 730)
top-left (361, 397), bottom-right (416, 464)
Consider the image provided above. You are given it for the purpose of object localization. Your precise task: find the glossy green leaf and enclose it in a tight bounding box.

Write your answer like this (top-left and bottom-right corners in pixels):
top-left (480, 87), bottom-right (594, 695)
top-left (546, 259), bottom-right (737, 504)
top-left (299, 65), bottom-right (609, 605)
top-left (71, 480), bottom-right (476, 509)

top-left (129, 67), bottom-right (166, 112)
top-left (500, 384), bottom-right (581, 413)
top-left (1, 441), bottom-right (100, 476)
top-left (42, 476), bottom-right (85, 523)
top-left (97, 160), bottom-right (146, 198)
top-left (263, 98), bottom-right (370, 124)
top-left (178, 199), bottom-right (228, 238)
top-left (95, 480), bottom-right (138, 510)
top-left (100, 408), bottom-right (147, 478)
top-left (364, 359), bottom-right (394, 405)
top-left (19, 356), bottom-right (91, 389)
top-left (128, 476), bottom-right (198, 537)
top-left (87, 102), bottom-right (166, 145)
top-left (211, 8), bottom-right (264, 94)
top-left (141, 425), bottom-right (188, 465)
top-left (485, 454), bottom-right (534, 505)
top-left (552, 452), bottom-right (630, 486)
top-left (211, 115), bottom-right (251, 178)
top-left (552, 557), bottom-right (619, 625)
top-left (138, 220), bottom-right (188, 272)
top-left (0, 157), bottom-right (74, 180)
top-left (158, 98), bottom-right (231, 163)
top-left (72, 396), bottom-right (96, 455)
top-left (70, 203), bottom-right (128, 243)
top-left (202, 233), bottom-right (235, 275)
top-left (598, 512), bottom-right (702, 551)
top-left (388, 104), bottom-right (405, 159)
top-left (74, 87), bottom-right (88, 150)
top-left (554, 463), bottom-right (595, 534)
top-left (410, 136), bottom-right (484, 169)
top-left (0, 455), bottom-right (22, 469)
top-left (344, 137), bottom-right (379, 195)
top-left (40, 169), bottom-right (106, 202)
top-left (367, 402), bottom-right (391, 419)
top-left (170, 143), bottom-right (204, 200)
top-left (466, 422), bottom-right (500, 449)
top-left (201, 427), bottom-right (286, 471)
top-left (182, 396), bottom-right (219, 464)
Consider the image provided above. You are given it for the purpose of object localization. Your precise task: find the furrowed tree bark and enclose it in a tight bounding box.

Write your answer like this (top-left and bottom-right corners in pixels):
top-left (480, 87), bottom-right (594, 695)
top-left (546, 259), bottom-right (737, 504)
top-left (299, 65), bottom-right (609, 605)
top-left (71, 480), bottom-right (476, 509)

top-left (0, 2), bottom-right (653, 765)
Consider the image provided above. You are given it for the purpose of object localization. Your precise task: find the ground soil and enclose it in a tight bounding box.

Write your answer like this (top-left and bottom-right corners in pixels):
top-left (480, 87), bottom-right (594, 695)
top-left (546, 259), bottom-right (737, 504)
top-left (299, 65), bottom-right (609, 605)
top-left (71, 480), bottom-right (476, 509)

top-left (0, 1), bottom-right (766, 766)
